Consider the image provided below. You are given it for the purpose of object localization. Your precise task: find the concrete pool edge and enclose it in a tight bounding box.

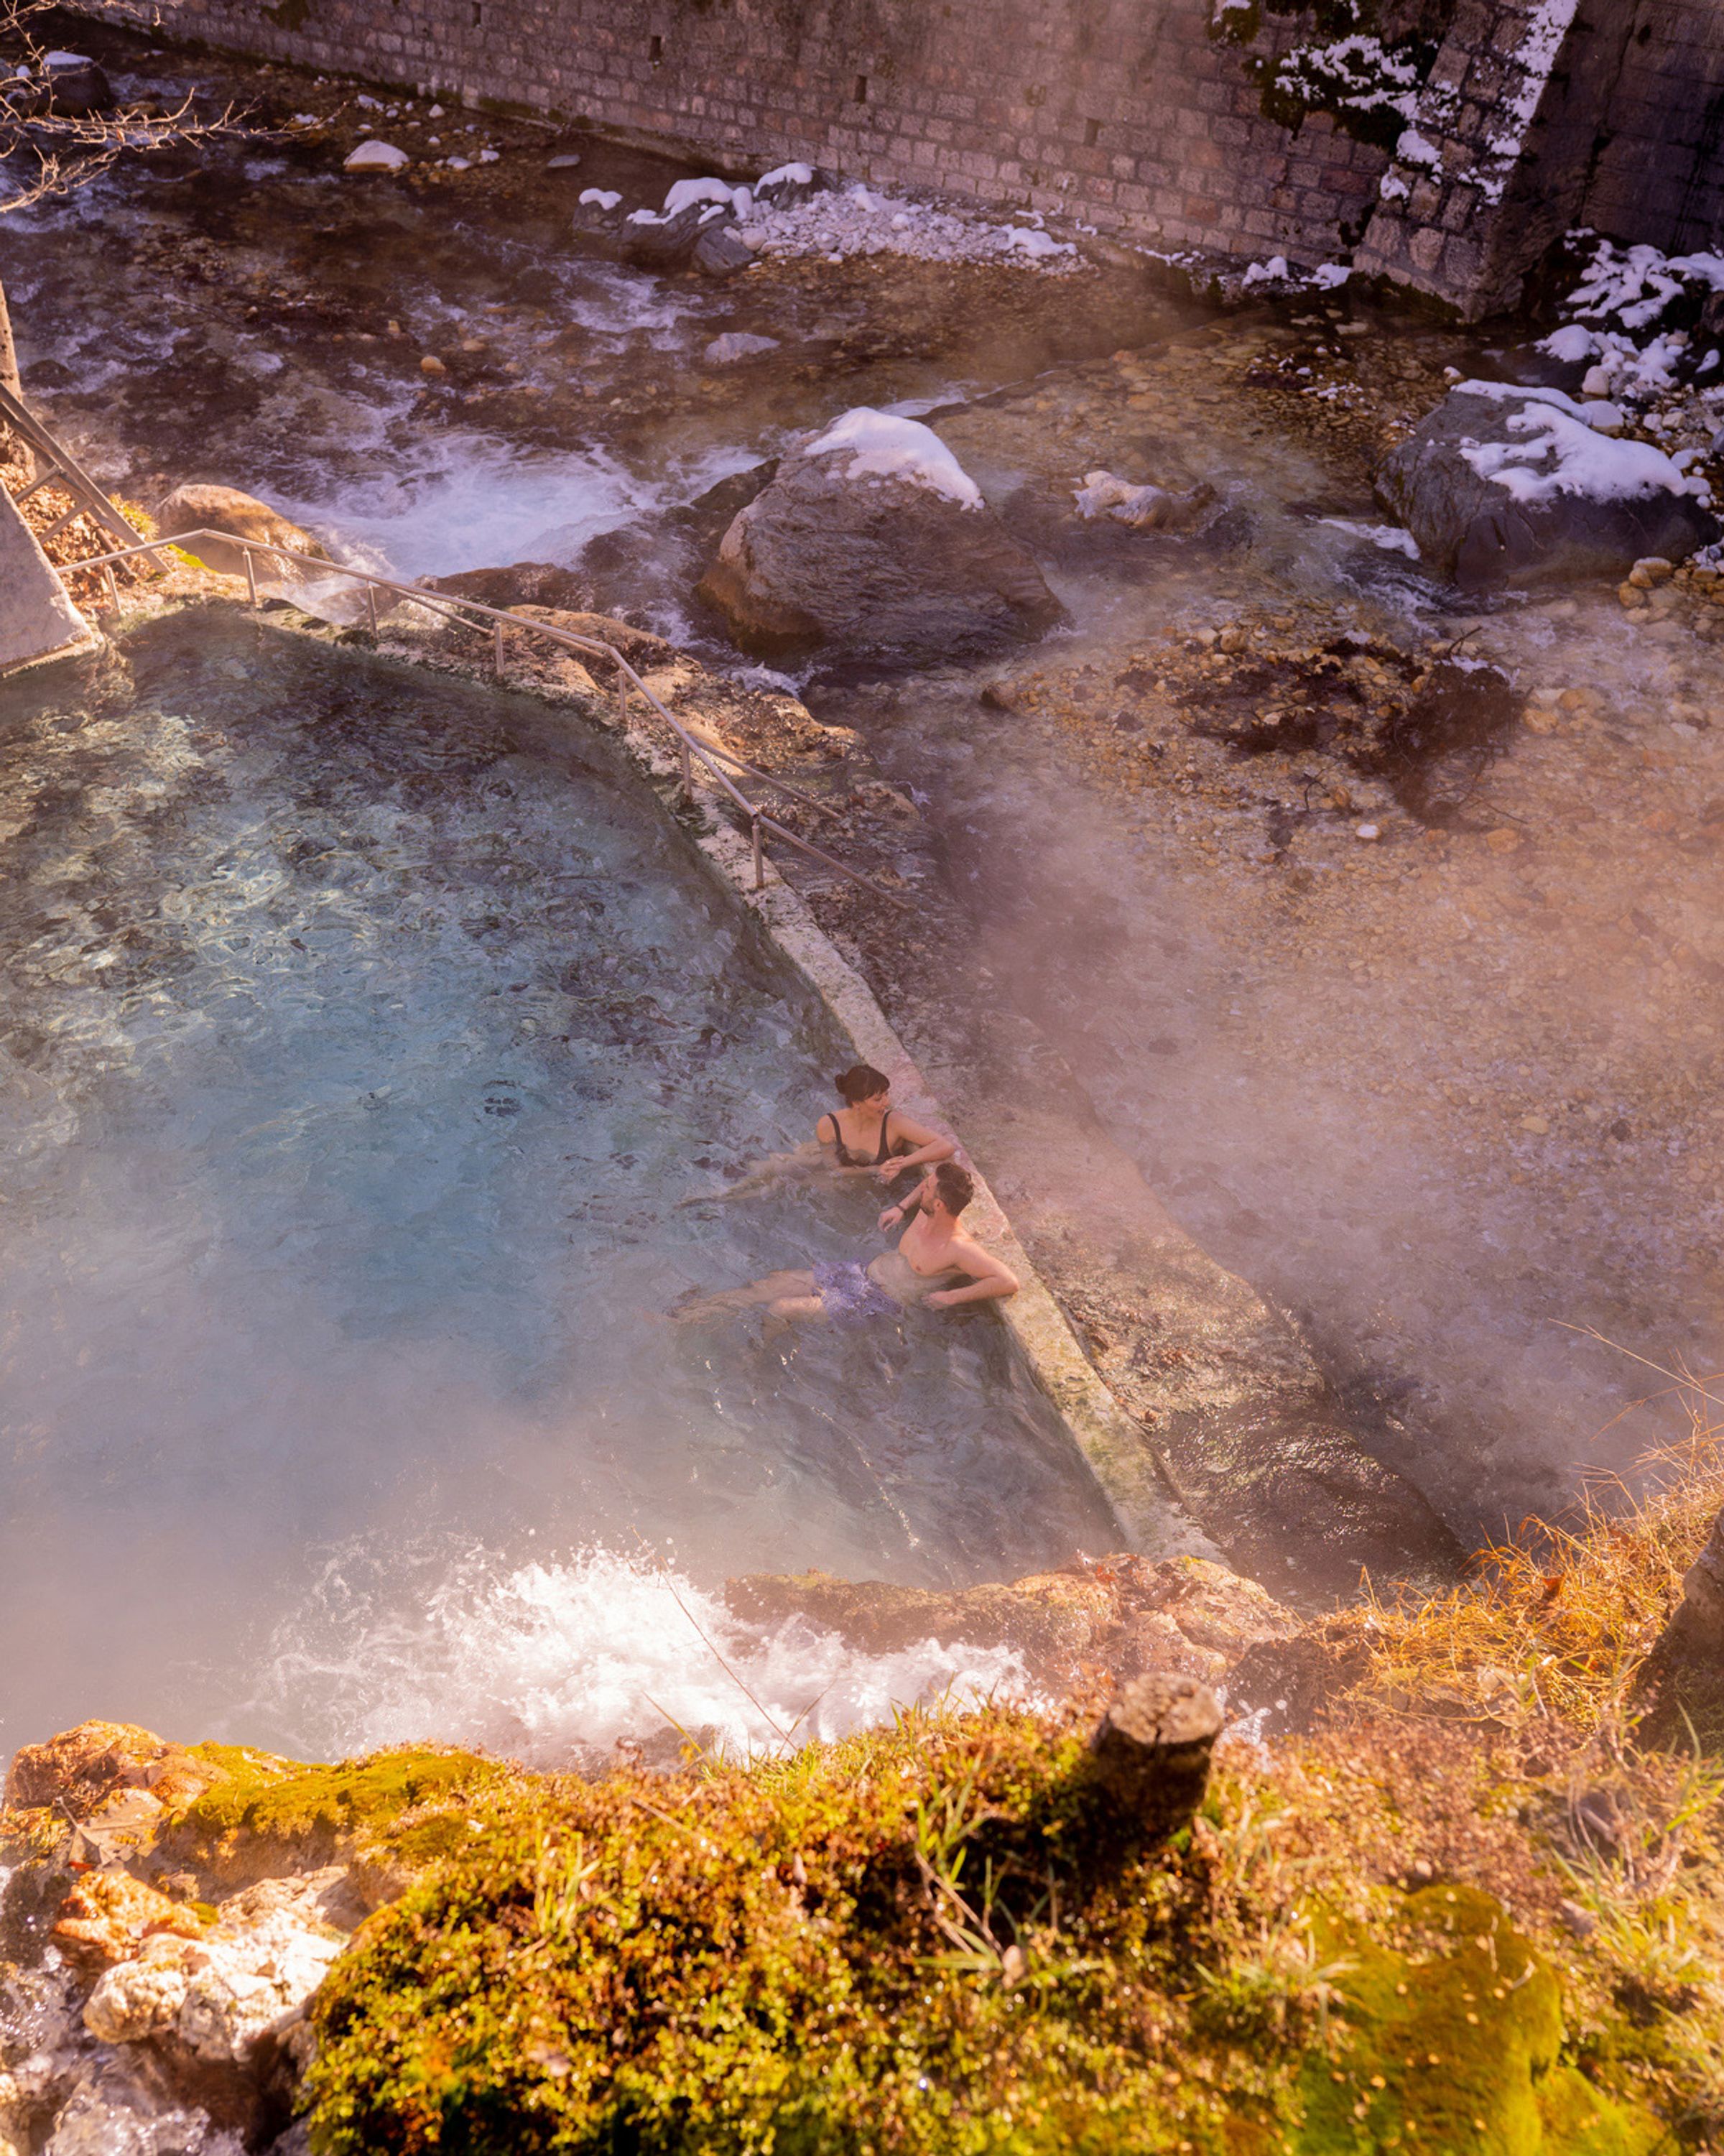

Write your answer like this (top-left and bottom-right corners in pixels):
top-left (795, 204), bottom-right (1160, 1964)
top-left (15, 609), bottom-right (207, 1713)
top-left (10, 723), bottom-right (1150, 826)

top-left (493, 624), bottom-right (1219, 1563)
top-left (89, 592), bottom-right (1218, 1563)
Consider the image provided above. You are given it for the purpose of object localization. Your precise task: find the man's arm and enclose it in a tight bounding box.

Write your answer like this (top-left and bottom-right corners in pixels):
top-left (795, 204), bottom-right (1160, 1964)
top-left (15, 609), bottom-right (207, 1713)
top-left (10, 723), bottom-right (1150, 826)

top-left (926, 1240), bottom-right (1019, 1308)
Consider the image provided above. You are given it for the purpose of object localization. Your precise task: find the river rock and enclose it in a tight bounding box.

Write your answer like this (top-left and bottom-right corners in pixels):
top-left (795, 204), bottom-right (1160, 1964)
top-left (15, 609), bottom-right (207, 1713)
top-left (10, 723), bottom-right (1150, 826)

top-left (703, 333), bottom-right (781, 364)
top-left (152, 484), bottom-right (328, 582)
top-left (692, 223), bottom-right (755, 277)
top-left (421, 560), bottom-right (590, 612)
top-left (1074, 469), bottom-right (1216, 532)
top-left (42, 52), bottom-right (113, 117)
top-left (698, 407), bottom-right (1064, 669)
top-left (1374, 381), bottom-right (1720, 588)
top-left (724, 1552), bottom-right (1297, 1691)
top-left (343, 139), bottom-right (409, 173)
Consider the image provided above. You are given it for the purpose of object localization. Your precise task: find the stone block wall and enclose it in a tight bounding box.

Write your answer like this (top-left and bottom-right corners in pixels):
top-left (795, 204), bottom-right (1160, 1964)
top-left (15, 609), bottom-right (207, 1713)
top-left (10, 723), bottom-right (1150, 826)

top-left (1580, 0), bottom-right (1724, 253)
top-left (102, 0), bottom-right (1391, 262)
top-left (77, 0), bottom-right (1724, 319)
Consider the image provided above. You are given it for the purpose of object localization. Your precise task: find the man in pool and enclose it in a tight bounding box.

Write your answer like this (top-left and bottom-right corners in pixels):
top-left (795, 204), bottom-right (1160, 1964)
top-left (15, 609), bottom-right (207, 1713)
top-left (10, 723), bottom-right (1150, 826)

top-left (670, 1161), bottom-right (1019, 1328)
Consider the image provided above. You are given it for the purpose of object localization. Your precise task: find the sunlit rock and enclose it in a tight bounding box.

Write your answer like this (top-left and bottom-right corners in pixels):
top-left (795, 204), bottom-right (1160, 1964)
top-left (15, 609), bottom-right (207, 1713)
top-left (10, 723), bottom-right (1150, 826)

top-left (1073, 468), bottom-right (1216, 532)
top-left (152, 484), bottom-right (328, 583)
top-left (723, 1552), bottom-right (1297, 1692)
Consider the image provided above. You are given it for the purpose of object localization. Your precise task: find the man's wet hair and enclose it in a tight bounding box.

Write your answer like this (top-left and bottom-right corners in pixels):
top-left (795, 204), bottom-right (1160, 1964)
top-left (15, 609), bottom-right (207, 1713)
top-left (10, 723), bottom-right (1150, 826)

top-left (835, 1063), bottom-right (890, 1103)
top-left (933, 1161), bottom-right (974, 1216)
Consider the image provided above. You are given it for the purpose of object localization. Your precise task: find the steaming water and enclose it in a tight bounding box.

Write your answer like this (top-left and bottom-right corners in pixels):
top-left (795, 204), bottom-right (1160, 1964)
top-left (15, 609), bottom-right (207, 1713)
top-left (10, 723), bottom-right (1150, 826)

top-left (0, 615), bottom-right (1112, 1762)
top-left (245, 1543), bottom-right (1038, 1766)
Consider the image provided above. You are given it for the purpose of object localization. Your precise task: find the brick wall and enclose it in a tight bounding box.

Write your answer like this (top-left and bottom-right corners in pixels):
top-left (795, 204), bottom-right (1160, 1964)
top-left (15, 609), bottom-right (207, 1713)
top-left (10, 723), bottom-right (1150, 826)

top-left (102, 0), bottom-right (1390, 264)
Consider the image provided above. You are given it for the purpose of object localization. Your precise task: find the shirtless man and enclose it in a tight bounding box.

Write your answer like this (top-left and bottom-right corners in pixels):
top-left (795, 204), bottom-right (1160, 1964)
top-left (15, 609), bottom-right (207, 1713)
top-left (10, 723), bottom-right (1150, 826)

top-left (670, 1162), bottom-right (1019, 1328)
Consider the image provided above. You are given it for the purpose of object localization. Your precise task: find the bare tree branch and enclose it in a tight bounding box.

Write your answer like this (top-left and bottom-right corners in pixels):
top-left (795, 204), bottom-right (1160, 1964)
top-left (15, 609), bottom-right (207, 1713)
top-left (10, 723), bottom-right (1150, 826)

top-left (0, 0), bottom-right (259, 216)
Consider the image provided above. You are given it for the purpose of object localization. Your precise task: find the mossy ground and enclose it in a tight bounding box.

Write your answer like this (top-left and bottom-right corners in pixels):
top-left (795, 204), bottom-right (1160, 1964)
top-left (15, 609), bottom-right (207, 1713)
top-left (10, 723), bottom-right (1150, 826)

top-left (305, 1714), bottom-right (1710, 2153)
top-left (305, 1432), bottom-right (1724, 2154)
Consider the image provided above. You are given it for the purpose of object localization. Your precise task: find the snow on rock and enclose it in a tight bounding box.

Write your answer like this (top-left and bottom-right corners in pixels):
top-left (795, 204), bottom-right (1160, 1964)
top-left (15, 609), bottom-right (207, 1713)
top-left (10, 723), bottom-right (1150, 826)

top-left (1376, 378), bottom-right (1720, 586)
top-left (664, 175), bottom-right (754, 219)
top-left (578, 188), bottom-right (621, 209)
top-left (1538, 323), bottom-right (1598, 365)
top-left (1450, 379), bottom-right (1709, 505)
top-left (343, 139), bottom-right (409, 172)
top-left (1394, 128), bottom-right (1440, 168)
top-left (740, 174), bottom-right (1078, 271)
top-left (804, 407), bottom-right (985, 509)
top-left (703, 332), bottom-right (782, 364)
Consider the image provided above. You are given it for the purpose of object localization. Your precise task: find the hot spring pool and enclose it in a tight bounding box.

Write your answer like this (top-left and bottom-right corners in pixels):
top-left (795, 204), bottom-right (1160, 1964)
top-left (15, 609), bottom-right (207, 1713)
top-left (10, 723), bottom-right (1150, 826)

top-left (0, 611), bottom-right (1114, 1764)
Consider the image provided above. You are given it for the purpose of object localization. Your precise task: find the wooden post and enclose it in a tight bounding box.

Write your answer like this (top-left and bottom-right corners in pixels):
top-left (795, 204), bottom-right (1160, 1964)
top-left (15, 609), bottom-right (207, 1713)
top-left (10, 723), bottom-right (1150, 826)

top-left (1086, 1672), bottom-right (1222, 1840)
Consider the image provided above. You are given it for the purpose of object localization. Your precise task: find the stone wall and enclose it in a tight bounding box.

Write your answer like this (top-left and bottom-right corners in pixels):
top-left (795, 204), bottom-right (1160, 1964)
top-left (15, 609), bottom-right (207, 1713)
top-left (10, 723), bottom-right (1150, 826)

top-left (76, 0), bottom-right (1724, 320)
top-left (103, 0), bottom-right (1391, 262)
top-left (1356, 0), bottom-right (1724, 319)
top-left (1580, 0), bottom-right (1724, 255)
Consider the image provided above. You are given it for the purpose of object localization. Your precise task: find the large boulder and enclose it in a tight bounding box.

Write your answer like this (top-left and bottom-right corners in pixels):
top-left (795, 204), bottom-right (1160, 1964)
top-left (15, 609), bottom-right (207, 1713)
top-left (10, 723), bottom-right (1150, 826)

top-left (1375, 380), bottom-right (1718, 588)
top-left (152, 484), bottom-right (328, 582)
top-left (698, 406), bottom-right (1065, 669)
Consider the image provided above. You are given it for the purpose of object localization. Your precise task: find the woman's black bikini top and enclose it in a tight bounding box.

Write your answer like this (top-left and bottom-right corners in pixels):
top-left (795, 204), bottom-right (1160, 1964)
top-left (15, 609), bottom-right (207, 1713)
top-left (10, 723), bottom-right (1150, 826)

top-left (822, 1106), bottom-right (899, 1167)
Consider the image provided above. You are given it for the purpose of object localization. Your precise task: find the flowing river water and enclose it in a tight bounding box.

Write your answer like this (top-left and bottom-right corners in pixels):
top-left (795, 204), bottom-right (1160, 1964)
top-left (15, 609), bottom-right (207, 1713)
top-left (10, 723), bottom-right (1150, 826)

top-left (4, 24), bottom-right (1722, 1763)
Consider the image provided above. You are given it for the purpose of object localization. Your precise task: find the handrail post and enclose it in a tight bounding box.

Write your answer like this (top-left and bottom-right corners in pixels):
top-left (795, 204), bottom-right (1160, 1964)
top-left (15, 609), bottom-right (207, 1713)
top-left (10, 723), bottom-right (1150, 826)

top-left (103, 563), bottom-right (119, 614)
top-left (616, 670), bottom-right (629, 729)
top-left (243, 546), bottom-right (259, 611)
top-left (493, 619), bottom-right (506, 679)
top-left (751, 814), bottom-right (765, 891)
top-left (681, 736), bottom-right (693, 796)
top-left (366, 583), bottom-right (379, 635)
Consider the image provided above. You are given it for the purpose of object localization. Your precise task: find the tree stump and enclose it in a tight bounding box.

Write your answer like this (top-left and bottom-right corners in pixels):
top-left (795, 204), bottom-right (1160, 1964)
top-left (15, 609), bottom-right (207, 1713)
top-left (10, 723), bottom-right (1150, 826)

top-left (1087, 1672), bottom-right (1223, 1840)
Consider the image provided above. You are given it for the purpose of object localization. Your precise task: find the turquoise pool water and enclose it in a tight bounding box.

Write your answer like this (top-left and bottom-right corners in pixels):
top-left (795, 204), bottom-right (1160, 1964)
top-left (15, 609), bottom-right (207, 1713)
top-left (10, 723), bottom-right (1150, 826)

top-left (0, 611), bottom-right (1113, 1759)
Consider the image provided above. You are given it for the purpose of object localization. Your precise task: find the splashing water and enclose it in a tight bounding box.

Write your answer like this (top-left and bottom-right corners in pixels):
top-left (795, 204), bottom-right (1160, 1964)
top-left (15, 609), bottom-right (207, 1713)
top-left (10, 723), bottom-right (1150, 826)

top-left (246, 1543), bottom-right (1039, 1767)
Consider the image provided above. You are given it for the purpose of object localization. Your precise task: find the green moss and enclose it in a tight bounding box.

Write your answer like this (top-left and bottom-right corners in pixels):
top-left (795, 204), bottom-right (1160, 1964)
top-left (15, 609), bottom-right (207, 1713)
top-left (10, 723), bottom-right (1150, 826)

top-left (304, 1714), bottom-right (1674, 2156)
top-left (175, 1744), bottom-right (506, 1861)
top-left (1295, 1888), bottom-right (1662, 2153)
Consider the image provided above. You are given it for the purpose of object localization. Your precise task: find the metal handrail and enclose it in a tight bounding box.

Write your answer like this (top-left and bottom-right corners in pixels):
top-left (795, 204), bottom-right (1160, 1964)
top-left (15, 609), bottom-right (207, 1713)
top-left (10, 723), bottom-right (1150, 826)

top-left (55, 527), bottom-right (904, 907)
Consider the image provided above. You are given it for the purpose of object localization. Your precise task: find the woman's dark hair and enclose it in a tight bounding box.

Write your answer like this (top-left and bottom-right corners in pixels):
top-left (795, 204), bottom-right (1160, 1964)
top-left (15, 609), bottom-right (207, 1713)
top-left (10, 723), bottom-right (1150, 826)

top-left (835, 1064), bottom-right (890, 1104)
top-left (933, 1161), bottom-right (974, 1216)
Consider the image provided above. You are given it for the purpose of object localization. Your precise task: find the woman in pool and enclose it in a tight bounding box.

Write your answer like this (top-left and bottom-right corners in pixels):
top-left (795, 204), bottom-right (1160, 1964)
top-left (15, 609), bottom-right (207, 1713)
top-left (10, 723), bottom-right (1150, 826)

top-left (680, 1063), bottom-right (954, 1204)
top-left (817, 1063), bottom-right (954, 1185)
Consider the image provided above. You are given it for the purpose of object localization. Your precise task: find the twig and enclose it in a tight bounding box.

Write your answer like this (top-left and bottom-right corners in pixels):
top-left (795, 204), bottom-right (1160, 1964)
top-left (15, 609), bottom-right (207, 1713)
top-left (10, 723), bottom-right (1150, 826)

top-left (630, 1530), bottom-right (795, 1746)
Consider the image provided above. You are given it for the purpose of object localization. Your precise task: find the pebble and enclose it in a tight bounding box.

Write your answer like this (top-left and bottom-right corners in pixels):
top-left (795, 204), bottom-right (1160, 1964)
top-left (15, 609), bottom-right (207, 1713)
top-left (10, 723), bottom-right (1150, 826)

top-left (419, 354), bottom-right (447, 375)
top-left (1486, 828), bottom-right (1521, 853)
top-left (546, 152), bottom-right (582, 170)
top-left (1354, 823), bottom-right (1380, 842)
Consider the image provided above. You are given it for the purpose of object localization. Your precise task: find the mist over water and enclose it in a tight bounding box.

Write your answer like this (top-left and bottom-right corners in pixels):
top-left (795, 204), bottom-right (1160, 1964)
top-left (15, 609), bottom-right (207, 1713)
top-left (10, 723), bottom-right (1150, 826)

top-left (0, 616), bottom-right (1111, 1762)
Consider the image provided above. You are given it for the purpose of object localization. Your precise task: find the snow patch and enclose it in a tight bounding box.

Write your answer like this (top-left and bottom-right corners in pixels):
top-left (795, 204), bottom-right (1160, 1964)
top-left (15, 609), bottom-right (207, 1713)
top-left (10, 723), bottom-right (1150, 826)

top-left (1452, 380), bottom-right (1712, 506)
top-left (804, 407), bottom-right (984, 509)
top-left (1321, 518), bottom-right (1421, 557)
